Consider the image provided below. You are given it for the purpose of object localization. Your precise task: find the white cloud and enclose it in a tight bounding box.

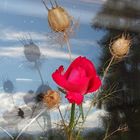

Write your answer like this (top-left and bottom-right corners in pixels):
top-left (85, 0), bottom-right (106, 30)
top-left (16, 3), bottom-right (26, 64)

top-left (85, 109), bottom-right (107, 128)
top-left (0, 27), bottom-right (76, 59)
top-left (0, 92), bottom-right (26, 112)
top-left (0, 92), bottom-right (107, 138)
top-left (0, 61), bottom-right (103, 135)
top-left (0, 45), bottom-right (79, 60)
top-left (0, 47), bottom-right (23, 57)
top-left (0, 27), bottom-right (101, 60)
top-left (0, 26), bottom-right (46, 42)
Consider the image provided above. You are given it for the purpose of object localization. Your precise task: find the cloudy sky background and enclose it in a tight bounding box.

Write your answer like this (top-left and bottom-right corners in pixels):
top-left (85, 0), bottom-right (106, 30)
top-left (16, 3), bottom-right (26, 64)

top-left (0, 0), bottom-right (107, 136)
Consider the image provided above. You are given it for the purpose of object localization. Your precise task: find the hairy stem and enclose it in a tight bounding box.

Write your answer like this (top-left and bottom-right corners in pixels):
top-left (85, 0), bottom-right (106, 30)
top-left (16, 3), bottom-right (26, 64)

top-left (68, 103), bottom-right (75, 140)
top-left (79, 104), bottom-right (84, 121)
top-left (102, 56), bottom-right (114, 83)
top-left (64, 33), bottom-right (72, 62)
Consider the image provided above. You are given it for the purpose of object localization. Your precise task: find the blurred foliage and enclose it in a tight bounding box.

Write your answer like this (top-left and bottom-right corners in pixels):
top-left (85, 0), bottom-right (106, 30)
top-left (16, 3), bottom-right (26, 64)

top-left (92, 0), bottom-right (140, 140)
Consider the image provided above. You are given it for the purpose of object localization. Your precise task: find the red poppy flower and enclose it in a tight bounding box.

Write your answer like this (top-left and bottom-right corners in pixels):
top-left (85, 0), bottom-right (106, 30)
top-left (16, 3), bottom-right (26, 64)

top-left (52, 56), bottom-right (101, 105)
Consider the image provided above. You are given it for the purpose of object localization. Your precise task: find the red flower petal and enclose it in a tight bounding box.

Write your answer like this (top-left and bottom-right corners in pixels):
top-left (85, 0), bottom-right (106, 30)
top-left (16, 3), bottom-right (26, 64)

top-left (65, 92), bottom-right (84, 105)
top-left (64, 56), bottom-right (82, 79)
top-left (87, 75), bottom-right (101, 93)
top-left (52, 66), bottom-right (90, 94)
top-left (52, 56), bottom-right (101, 104)
top-left (65, 56), bottom-right (96, 78)
top-left (71, 57), bottom-right (101, 93)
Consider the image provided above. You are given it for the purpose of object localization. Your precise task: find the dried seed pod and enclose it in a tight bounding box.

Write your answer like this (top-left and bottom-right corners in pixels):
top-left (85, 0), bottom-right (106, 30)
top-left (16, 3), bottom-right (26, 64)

top-left (43, 90), bottom-right (61, 109)
top-left (42, 0), bottom-right (78, 61)
top-left (3, 79), bottom-right (14, 93)
top-left (110, 34), bottom-right (131, 59)
top-left (24, 42), bottom-right (41, 62)
top-left (48, 6), bottom-right (71, 32)
top-left (42, 0), bottom-right (71, 32)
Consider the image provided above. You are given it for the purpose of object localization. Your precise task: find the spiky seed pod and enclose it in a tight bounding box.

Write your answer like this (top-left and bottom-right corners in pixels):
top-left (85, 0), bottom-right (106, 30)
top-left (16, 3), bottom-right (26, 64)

top-left (43, 90), bottom-right (61, 109)
top-left (48, 6), bottom-right (71, 32)
top-left (3, 80), bottom-right (14, 93)
top-left (110, 35), bottom-right (131, 59)
top-left (24, 42), bottom-right (41, 62)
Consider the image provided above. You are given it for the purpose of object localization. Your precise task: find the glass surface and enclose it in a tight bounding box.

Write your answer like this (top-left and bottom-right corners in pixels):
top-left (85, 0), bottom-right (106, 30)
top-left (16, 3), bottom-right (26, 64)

top-left (0, 0), bottom-right (140, 140)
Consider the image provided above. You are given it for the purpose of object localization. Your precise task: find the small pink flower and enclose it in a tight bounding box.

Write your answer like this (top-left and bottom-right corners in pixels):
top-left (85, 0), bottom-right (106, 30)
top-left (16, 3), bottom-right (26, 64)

top-left (52, 56), bottom-right (101, 105)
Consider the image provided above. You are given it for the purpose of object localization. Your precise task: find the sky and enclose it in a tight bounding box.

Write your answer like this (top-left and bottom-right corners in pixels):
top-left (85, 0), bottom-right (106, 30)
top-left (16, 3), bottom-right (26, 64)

top-left (0, 0), bottom-right (106, 92)
top-left (0, 0), bottom-right (107, 137)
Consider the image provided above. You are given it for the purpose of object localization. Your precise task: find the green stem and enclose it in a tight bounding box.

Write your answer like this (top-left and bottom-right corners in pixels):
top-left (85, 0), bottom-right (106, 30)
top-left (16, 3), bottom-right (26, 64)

top-left (69, 103), bottom-right (75, 130)
top-left (79, 104), bottom-right (84, 121)
top-left (68, 103), bottom-right (75, 140)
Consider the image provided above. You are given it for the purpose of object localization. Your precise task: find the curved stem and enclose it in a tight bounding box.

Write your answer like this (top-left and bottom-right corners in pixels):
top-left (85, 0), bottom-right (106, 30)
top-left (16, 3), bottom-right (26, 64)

top-left (79, 104), bottom-right (84, 121)
top-left (76, 102), bottom-right (93, 140)
top-left (36, 119), bottom-right (45, 132)
top-left (64, 33), bottom-right (72, 62)
top-left (58, 106), bottom-right (67, 129)
top-left (58, 106), bottom-right (69, 138)
top-left (103, 121), bottom-right (110, 140)
top-left (68, 103), bottom-right (75, 140)
top-left (94, 56), bottom-right (115, 104)
top-left (0, 127), bottom-right (14, 139)
top-left (66, 39), bottom-right (72, 62)
top-left (102, 56), bottom-right (114, 83)
top-left (69, 104), bottom-right (75, 129)
top-left (76, 56), bottom-right (115, 139)
top-left (43, 110), bottom-right (52, 137)
top-left (35, 61), bottom-right (44, 85)
top-left (15, 109), bottom-right (46, 140)
top-left (103, 125), bottom-right (127, 140)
